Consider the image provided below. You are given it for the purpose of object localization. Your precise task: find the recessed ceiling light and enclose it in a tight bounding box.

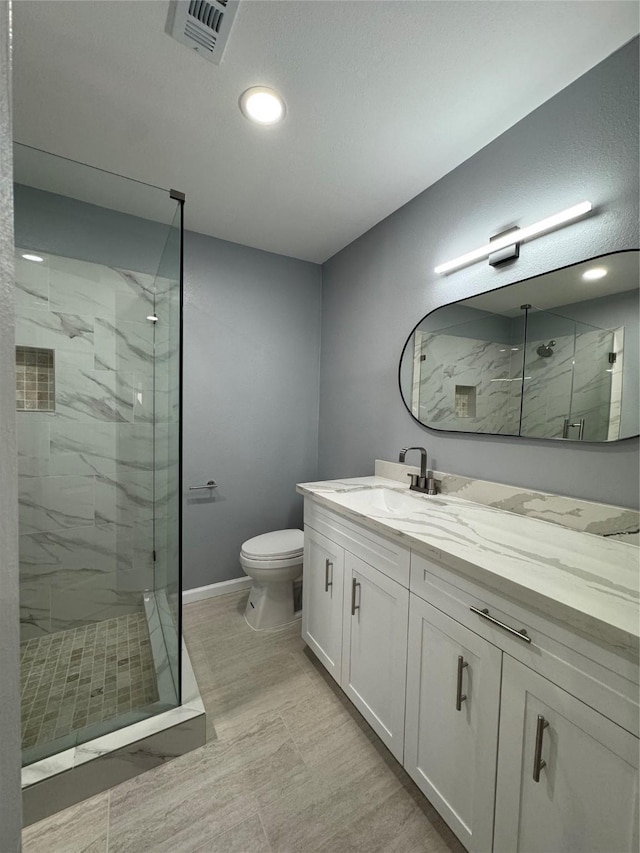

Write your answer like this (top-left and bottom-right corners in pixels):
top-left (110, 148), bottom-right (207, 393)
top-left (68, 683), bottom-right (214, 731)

top-left (239, 87), bottom-right (286, 126)
top-left (22, 253), bottom-right (44, 263)
top-left (582, 267), bottom-right (607, 281)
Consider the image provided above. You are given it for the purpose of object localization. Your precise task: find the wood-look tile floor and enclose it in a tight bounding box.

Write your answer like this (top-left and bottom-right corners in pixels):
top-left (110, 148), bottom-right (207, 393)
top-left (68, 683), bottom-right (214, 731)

top-left (22, 591), bottom-right (465, 853)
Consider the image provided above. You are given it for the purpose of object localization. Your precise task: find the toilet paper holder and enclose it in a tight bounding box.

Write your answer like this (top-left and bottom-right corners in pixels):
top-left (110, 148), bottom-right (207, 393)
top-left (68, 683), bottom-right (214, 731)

top-left (189, 480), bottom-right (218, 490)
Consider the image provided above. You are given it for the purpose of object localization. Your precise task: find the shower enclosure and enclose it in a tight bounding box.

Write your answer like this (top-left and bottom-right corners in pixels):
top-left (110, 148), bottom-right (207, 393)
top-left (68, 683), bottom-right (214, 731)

top-left (14, 144), bottom-right (183, 767)
top-left (404, 303), bottom-right (620, 441)
top-left (520, 308), bottom-right (618, 442)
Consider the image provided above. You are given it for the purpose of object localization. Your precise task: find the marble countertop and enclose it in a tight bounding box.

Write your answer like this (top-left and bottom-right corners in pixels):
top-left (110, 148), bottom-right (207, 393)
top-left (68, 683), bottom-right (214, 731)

top-left (297, 476), bottom-right (640, 656)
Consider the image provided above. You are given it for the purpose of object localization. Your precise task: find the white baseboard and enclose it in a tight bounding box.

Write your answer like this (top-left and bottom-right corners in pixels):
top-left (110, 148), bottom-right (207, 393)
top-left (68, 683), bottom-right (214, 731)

top-left (182, 576), bottom-right (252, 605)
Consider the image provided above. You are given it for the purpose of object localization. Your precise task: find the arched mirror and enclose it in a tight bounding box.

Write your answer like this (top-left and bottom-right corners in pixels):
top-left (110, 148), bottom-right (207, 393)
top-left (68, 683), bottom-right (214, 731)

top-left (398, 251), bottom-right (639, 442)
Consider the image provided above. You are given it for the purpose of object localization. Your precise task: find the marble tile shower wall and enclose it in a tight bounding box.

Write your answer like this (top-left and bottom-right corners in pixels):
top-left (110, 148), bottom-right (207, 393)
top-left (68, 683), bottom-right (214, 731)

top-left (416, 329), bottom-right (615, 441)
top-left (417, 332), bottom-right (522, 434)
top-left (15, 250), bottom-right (178, 641)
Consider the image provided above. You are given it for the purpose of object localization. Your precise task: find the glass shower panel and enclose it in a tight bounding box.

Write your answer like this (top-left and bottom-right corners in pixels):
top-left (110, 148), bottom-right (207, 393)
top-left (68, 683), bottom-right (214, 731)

top-left (14, 144), bottom-right (183, 766)
top-left (151, 202), bottom-right (182, 702)
top-left (568, 319), bottom-right (615, 441)
top-left (520, 310), bottom-right (577, 439)
top-left (520, 309), bottom-right (614, 441)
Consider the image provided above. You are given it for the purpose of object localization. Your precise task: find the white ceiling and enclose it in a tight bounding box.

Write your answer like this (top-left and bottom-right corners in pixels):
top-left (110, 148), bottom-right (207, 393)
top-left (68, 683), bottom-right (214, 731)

top-left (12, 1), bottom-right (639, 263)
top-left (464, 252), bottom-right (639, 316)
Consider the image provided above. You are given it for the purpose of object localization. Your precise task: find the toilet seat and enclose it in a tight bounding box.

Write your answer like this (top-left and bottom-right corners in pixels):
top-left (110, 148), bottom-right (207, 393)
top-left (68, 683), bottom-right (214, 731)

top-left (241, 529), bottom-right (304, 562)
top-left (240, 553), bottom-right (302, 572)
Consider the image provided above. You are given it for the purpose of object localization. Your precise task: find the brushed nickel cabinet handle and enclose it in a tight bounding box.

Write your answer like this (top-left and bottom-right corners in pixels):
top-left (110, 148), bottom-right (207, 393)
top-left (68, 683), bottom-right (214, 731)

top-left (470, 606), bottom-right (531, 643)
top-left (533, 714), bottom-right (549, 782)
top-left (456, 655), bottom-right (468, 711)
top-left (351, 577), bottom-right (361, 616)
top-left (324, 559), bottom-right (333, 592)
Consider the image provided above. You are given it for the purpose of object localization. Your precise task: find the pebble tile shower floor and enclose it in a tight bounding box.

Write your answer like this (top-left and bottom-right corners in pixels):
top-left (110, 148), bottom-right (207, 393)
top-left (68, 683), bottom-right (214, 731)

top-left (20, 612), bottom-right (158, 750)
top-left (22, 592), bottom-right (464, 853)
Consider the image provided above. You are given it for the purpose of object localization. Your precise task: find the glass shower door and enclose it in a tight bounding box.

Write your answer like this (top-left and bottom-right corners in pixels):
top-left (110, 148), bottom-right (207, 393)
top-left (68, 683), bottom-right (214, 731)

top-left (566, 319), bottom-right (615, 442)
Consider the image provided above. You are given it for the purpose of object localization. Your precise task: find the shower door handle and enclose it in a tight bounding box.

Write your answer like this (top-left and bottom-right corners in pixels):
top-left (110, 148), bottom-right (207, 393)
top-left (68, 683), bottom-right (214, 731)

top-left (562, 419), bottom-right (585, 440)
top-left (189, 480), bottom-right (218, 490)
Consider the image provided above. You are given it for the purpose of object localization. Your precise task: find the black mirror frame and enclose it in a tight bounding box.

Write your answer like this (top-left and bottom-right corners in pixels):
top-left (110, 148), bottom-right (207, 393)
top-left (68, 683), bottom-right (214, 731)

top-left (397, 249), bottom-right (640, 444)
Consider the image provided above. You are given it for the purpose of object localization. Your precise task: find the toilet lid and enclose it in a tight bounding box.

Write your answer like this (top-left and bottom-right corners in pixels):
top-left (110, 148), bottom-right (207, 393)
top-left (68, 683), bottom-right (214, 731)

top-left (241, 529), bottom-right (304, 560)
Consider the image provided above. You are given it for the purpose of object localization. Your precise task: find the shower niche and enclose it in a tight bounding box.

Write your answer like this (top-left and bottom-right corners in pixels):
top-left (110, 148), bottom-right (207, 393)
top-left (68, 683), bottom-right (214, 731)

top-left (398, 251), bottom-right (639, 442)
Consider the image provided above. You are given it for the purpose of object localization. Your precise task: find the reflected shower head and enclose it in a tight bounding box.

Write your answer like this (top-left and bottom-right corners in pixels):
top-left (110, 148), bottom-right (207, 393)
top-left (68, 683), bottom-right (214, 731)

top-left (536, 340), bottom-right (556, 358)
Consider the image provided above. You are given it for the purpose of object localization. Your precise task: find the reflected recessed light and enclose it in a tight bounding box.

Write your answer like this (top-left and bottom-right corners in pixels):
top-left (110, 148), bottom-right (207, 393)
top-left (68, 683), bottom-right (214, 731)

top-left (239, 87), bottom-right (286, 125)
top-left (499, 348), bottom-right (506, 352)
top-left (582, 267), bottom-right (607, 281)
top-left (146, 315), bottom-right (158, 323)
top-left (22, 253), bottom-right (44, 263)
top-left (511, 347), bottom-right (519, 351)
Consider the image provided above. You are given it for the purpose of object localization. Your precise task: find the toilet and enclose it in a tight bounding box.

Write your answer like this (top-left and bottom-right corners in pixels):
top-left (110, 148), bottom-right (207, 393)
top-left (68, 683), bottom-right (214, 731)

top-left (240, 529), bottom-right (304, 630)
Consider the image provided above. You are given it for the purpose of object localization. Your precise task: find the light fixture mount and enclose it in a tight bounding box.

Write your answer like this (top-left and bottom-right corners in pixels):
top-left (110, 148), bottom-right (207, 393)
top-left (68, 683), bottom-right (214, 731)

top-left (488, 227), bottom-right (520, 267)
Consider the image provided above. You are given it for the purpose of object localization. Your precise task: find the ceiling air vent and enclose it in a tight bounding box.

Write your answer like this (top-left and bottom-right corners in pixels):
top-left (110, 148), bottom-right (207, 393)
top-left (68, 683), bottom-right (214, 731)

top-left (167, 0), bottom-right (239, 64)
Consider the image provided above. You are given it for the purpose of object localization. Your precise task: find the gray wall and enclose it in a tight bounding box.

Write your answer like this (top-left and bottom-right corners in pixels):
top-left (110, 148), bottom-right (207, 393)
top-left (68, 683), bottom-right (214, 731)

top-left (0, 1), bottom-right (23, 849)
top-left (319, 38), bottom-right (640, 509)
top-left (183, 231), bottom-right (321, 589)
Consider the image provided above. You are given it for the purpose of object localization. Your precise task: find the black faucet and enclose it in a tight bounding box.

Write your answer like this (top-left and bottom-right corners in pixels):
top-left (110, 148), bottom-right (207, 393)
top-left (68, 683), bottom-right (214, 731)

top-left (398, 447), bottom-right (437, 495)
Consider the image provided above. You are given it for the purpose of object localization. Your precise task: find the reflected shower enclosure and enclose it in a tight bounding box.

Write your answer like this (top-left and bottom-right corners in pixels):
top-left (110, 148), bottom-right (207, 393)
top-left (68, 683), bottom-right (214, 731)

top-left (398, 251), bottom-right (639, 442)
top-left (14, 144), bottom-right (183, 766)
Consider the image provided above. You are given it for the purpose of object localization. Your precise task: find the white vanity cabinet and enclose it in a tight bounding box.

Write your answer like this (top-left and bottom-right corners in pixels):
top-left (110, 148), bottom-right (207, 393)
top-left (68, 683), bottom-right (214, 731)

top-left (494, 656), bottom-right (639, 853)
top-left (404, 596), bottom-right (501, 852)
top-left (302, 501), bottom-right (411, 759)
top-left (301, 492), bottom-right (639, 853)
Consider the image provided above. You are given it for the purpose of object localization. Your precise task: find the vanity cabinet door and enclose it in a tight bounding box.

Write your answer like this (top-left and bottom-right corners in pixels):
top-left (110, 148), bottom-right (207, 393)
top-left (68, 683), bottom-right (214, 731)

top-left (404, 595), bottom-right (502, 853)
top-left (494, 656), bottom-right (639, 853)
top-left (302, 526), bottom-right (345, 683)
top-left (340, 552), bottom-right (409, 762)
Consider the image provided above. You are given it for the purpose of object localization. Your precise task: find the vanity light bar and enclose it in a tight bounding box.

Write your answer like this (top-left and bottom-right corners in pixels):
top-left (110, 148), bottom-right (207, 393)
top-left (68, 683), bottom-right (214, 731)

top-left (434, 201), bottom-right (593, 275)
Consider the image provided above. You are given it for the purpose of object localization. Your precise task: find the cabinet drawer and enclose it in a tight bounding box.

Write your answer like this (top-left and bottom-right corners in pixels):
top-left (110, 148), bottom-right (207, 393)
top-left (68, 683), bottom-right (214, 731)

top-left (304, 499), bottom-right (410, 587)
top-left (411, 551), bottom-right (640, 737)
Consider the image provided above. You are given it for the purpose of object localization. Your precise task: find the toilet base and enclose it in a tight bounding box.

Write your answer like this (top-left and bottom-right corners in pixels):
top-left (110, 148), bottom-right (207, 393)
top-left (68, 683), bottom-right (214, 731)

top-left (244, 579), bottom-right (300, 630)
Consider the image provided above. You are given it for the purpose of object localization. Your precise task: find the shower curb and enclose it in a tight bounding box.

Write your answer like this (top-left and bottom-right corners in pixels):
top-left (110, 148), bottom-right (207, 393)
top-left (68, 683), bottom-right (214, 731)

top-left (21, 642), bottom-right (206, 826)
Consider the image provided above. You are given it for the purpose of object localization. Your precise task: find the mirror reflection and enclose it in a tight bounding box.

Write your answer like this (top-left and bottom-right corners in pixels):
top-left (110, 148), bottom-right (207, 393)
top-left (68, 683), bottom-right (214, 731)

top-left (399, 251), bottom-right (639, 442)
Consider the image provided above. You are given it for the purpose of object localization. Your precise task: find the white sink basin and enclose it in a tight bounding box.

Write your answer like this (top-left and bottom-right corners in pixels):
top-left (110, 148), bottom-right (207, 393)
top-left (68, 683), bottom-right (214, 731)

top-left (330, 487), bottom-right (437, 517)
